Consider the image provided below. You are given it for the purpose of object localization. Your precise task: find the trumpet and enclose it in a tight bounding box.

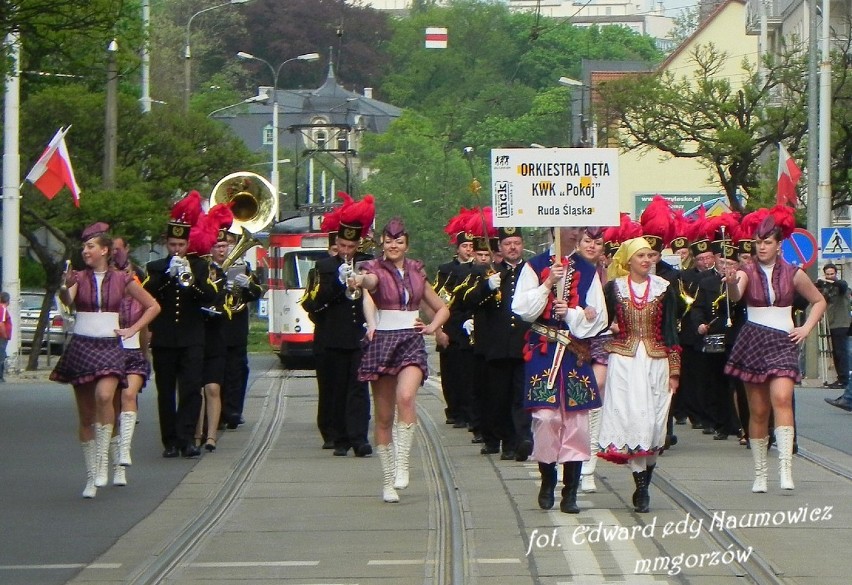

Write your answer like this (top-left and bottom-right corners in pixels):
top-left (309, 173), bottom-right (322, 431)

top-left (168, 256), bottom-right (195, 287)
top-left (343, 257), bottom-right (362, 301)
top-left (221, 227), bottom-right (261, 313)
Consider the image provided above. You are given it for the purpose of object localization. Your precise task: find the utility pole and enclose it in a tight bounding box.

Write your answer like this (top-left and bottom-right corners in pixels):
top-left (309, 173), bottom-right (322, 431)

top-left (103, 40), bottom-right (119, 189)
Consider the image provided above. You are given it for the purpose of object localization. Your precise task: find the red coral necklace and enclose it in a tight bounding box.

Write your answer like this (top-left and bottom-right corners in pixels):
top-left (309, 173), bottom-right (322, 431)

top-left (628, 277), bottom-right (650, 309)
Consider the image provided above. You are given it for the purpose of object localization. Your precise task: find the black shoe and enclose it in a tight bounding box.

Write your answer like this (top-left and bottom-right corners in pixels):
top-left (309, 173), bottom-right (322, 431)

top-left (701, 427), bottom-right (715, 435)
top-left (453, 420), bottom-right (467, 429)
top-left (829, 381), bottom-right (847, 389)
top-left (480, 444), bottom-right (499, 455)
top-left (321, 440), bottom-right (335, 449)
top-left (353, 443), bottom-right (373, 457)
top-left (675, 417), bottom-right (687, 425)
top-left (691, 422), bottom-right (704, 430)
top-left (333, 446), bottom-right (350, 456)
top-left (500, 451), bottom-right (516, 460)
top-left (632, 470), bottom-right (650, 513)
top-left (471, 433), bottom-right (484, 444)
top-left (825, 397), bottom-right (852, 411)
top-left (181, 444), bottom-right (201, 458)
top-left (515, 439), bottom-right (533, 462)
top-left (537, 463), bottom-right (557, 510)
top-left (445, 417), bottom-right (457, 425)
top-left (559, 462), bottom-right (582, 514)
top-left (162, 445), bottom-right (179, 458)
top-left (226, 414), bottom-right (240, 430)
top-left (713, 431), bottom-right (728, 440)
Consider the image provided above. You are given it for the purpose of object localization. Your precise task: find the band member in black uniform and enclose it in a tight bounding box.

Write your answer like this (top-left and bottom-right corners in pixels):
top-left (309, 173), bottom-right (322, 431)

top-left (693, 227), bottom-right (743, 440)
top-left (144, 192), bottom-right (218, 458)
top-left (197, 228), bottom-right (231, 451)
top-left (433, 227), bottom-right (476, 427)
top-left (220, 229), bottom-right (265, 431)
top-left (462, 226), bottom-right (533, 460)
top-left (677, 219), bottom-right (715, 432)
top-left (302, 196), bottom-right (375, 457)
top-left (457, 235), bottom-right (494, 449)
top-left (304, 231), bottom-right (336, 448)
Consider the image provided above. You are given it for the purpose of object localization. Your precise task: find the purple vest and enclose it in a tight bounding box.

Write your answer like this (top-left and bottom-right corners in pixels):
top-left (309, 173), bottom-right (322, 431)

top-left (742, 258), bottom-right (799, 308)
top-left (73, 268), bottom-right (132, 313)
top-left (362, 257), bottom-right (427, 310)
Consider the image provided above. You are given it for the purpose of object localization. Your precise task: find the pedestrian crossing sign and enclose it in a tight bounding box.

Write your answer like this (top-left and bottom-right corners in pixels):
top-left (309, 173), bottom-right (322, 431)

top-left (821, 227), bottom-right (852, 258)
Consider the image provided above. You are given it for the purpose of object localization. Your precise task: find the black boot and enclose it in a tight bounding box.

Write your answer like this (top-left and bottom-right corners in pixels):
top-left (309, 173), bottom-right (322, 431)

top-left (537, 462), bottom-right (557, 510)
top-left (559, 462), bottom-right (582, 514)
top-left (632, 470), bottom-right (650, 513)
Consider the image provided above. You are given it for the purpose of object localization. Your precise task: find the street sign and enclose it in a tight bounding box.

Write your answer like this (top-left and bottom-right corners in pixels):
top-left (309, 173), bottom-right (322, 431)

top-left (781, 228), bottom-right (818, 268)
top-left (820, 227), bottom-right (852, 259)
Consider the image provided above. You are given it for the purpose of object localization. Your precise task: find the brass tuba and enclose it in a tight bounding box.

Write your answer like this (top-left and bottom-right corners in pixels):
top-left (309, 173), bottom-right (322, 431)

top-left (220, 227), bottom-right (262, 314)
top-left (210, 171), bottom-right (278, 233)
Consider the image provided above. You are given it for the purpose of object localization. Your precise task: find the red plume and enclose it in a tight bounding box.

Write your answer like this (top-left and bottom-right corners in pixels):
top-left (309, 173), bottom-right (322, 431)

top-left (338, 194), bottom-right (376, 238)
top-left (685, 206), bottom-right (708, 242)
top-left (670, 209), bottom-right (690, 243)
top-left (207, 203), bottom-right (234, 232)
top-left (737, 209), bottom-right (767, 242)
top-left (766, 204), bottom-right (796, 240)
top-left (464, 207), bottom-right (497, 237)
top-left (639, 195), bottom-right (673, 243)
top-left (618, 213), bottom-right (643, 241)
top-left (444, 207), bottom-right (473, 242)
top-left (187, 213), bottom-right (219, 255)
top-left (171, 190), bottom-right (203, 227)
top-left (706, 212), bottom-right (740, 241)
top-left (320, 192), bottom-right (355, 232)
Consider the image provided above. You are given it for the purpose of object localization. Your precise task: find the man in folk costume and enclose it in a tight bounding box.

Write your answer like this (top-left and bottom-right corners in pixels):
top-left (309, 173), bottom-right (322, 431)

top-left (433, 209), bottom-right (477, 428)
top-left (144, 191), bottom-right (219, 458)
top-left (302, 194), bottom-right (375, 457)
top-left (512, 226), bottom-right (607, 514)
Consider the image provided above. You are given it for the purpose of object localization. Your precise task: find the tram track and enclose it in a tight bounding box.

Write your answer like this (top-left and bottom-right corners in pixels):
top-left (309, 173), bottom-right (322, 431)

top-left (125, 372), bottom-right (290, 585)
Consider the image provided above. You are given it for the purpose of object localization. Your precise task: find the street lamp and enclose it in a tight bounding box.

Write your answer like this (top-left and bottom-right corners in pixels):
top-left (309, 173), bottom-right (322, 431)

top-left (236, 51), bottom-right (320, 215)
top-left (206, 92), bottom-right (269, 118)
top-left (557, 76), bottom-right (592, 147)
top-left (184, 0), bottom-right (252, 112)
top-left (104, 39), bottom-right (119, 189)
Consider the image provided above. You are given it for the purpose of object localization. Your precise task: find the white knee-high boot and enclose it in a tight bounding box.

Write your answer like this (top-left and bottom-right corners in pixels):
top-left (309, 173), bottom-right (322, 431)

top-left (377, 444), bottom-right (399, 503)
top-left (394, 422), bottom-right (416, 490)
top-left (94, 423), bottom-right (113, 488)
top-left (751, 436), bottom-right (769, 493)
top-left (581, 408), bottom-right (602, 492)
top-left (775, 426), bottom-right (795, 490)
top-left (111, 437), bottom-right (127, 486)
top-left (81, 440), bottom-right (97, 499)
top-left (118, 411), bottom-right (137, 466)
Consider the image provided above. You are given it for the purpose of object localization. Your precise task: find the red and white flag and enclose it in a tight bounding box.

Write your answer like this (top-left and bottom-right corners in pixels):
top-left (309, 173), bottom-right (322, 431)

top-left (776, 142), bottom-right (801, 207)
top-left (25, 126), bottom-right (81, 207)
top-left (425, 27), bottom-right (448, 49)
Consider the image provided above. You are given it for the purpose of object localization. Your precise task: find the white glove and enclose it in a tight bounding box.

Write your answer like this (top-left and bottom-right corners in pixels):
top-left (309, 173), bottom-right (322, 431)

top-left (462, 319), bottom-right (474, 335)
top-left (338, 263), bottom-right (349, 285)
top-left (487, 272), bottom-right (501, 290)
top-left (167, 256), bottom-right (184, 277)
top-left (233, 273), bottom-right (250, 289)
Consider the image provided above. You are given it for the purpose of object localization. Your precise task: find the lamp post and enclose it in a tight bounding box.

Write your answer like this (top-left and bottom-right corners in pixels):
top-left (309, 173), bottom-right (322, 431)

top-left (236, 51), bottom-right (320, 215)
top-left (104, 39), bottom-right (118, 189)
top-left (558, 76), bottom-right (592, 147)
top-left (206, 92), bottom-right (269, 118)
top-left (184, 0), bottom-right (252, 113)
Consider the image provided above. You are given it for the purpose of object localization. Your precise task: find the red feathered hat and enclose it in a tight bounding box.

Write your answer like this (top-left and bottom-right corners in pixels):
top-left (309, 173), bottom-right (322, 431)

top-left (669, 209), bottom-right (691, 251)
top-left (735, 209), bottom-right (764, 255)
top-left (320, 192), bottom-right (354, 234)
top-left (708, 212), bottom-right (740, 254)
top-left (463, 206), bottom-right (498, 238)
top-left (208, 203), bottom-right (235, 242)
top-left (686, 207), bottom-right (714, 256)
top-left (639, 195), bottom-right (673, 252)
top-left (756, 205), bottom-right (796, 241)
top-left (167, 190), bottom-right (203, 240)
top-left (187, 213), bottom-right (219, 256)
top-left (337, 194), bottom-right (375, 242)
top-left (444, 208), bottom-right (477, 245)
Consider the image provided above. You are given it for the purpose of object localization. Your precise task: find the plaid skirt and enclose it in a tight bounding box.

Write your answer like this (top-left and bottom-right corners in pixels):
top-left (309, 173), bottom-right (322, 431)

top-left (50, 335), bottom-right (127, 388)
top-left (724, 321), bottom-right (801, 383)
top-left (589, 335), bottom-right (610, 366)
top-left (358, 329), bottom-right (428, 382)
top-left (124, 349), bottom-right (151, 389)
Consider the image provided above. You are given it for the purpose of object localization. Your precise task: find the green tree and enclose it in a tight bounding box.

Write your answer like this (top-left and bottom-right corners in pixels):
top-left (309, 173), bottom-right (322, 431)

top-left (596, 44), bottom-right (810, 214)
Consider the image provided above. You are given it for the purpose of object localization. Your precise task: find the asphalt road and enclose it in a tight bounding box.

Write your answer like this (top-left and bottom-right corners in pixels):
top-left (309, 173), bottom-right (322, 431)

top-left (0, 352), bottom-right (280, 585)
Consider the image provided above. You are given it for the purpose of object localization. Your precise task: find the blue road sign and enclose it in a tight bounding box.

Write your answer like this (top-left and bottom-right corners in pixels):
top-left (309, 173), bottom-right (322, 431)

top-left (821, 227), bottom-right (852, 259)
top-left (781, 228), bottom-right (817, 268)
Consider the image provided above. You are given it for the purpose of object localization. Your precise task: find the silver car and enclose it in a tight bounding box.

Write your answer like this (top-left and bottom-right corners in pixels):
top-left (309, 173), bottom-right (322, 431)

top-left (19, 290), bottom-right (74, 353)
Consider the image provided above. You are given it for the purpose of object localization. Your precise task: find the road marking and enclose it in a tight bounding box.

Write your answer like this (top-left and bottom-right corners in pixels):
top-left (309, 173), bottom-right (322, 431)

top-left (190, 561), bottom-right (320, 567)
top-left (366, 559), bottom-right (424, 565)
top-left (0, 563), bottom-right (121, 570)
top-left (476, 558), bottom-right (522, 563)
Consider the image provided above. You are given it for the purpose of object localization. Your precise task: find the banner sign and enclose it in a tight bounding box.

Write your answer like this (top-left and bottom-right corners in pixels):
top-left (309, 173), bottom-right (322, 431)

top-left (491, 148), bottom-right (619, 227)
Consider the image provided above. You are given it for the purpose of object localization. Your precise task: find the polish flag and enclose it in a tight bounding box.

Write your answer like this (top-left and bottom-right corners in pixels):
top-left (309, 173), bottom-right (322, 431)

top-left (425, 27), bottom-right (448, 49)
top-left (25, 126), bottom-right (81, 207)
top-left (776, 142), bottom-right (801, 207)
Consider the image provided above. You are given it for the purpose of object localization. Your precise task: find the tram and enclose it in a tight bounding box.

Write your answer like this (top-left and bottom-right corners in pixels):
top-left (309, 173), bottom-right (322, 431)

top-left (265, 214), bottom-right (329, 367)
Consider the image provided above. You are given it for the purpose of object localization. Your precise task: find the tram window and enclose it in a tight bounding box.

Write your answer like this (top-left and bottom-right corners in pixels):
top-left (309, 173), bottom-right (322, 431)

top-left (281, 250), bottom-right (327, 289)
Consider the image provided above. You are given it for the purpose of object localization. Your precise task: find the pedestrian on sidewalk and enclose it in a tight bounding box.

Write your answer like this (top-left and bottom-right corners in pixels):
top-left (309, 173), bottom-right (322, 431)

top-left (0, 291), bottom-right (11, 382)
top-left (724, 206), bottom-right (826, 493)
top-left (351, 217), bottom-right (449, 503)
top-left (816, 263), bottom-right (850, 388)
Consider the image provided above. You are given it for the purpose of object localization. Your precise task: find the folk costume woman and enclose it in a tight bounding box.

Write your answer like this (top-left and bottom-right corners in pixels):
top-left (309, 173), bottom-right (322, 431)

top-left (597, 236), bottom-right (681, 514)
top-left (352, 218), bottom-right (450, 503)
top-left (512, 227), bottom-right (607, 514)
top-left (723, 206), bottom-right (825, 492)
top-left (51, 223), bottom-right (160, 498)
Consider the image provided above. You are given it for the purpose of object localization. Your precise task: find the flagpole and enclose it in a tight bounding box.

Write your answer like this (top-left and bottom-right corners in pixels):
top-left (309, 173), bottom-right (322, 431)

top-left (2, 31), bottom-right (22, 369)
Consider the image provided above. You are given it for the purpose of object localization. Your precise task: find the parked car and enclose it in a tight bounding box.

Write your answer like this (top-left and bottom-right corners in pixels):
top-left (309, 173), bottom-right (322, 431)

top-left (19, 290), bottom-right (74, 353)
